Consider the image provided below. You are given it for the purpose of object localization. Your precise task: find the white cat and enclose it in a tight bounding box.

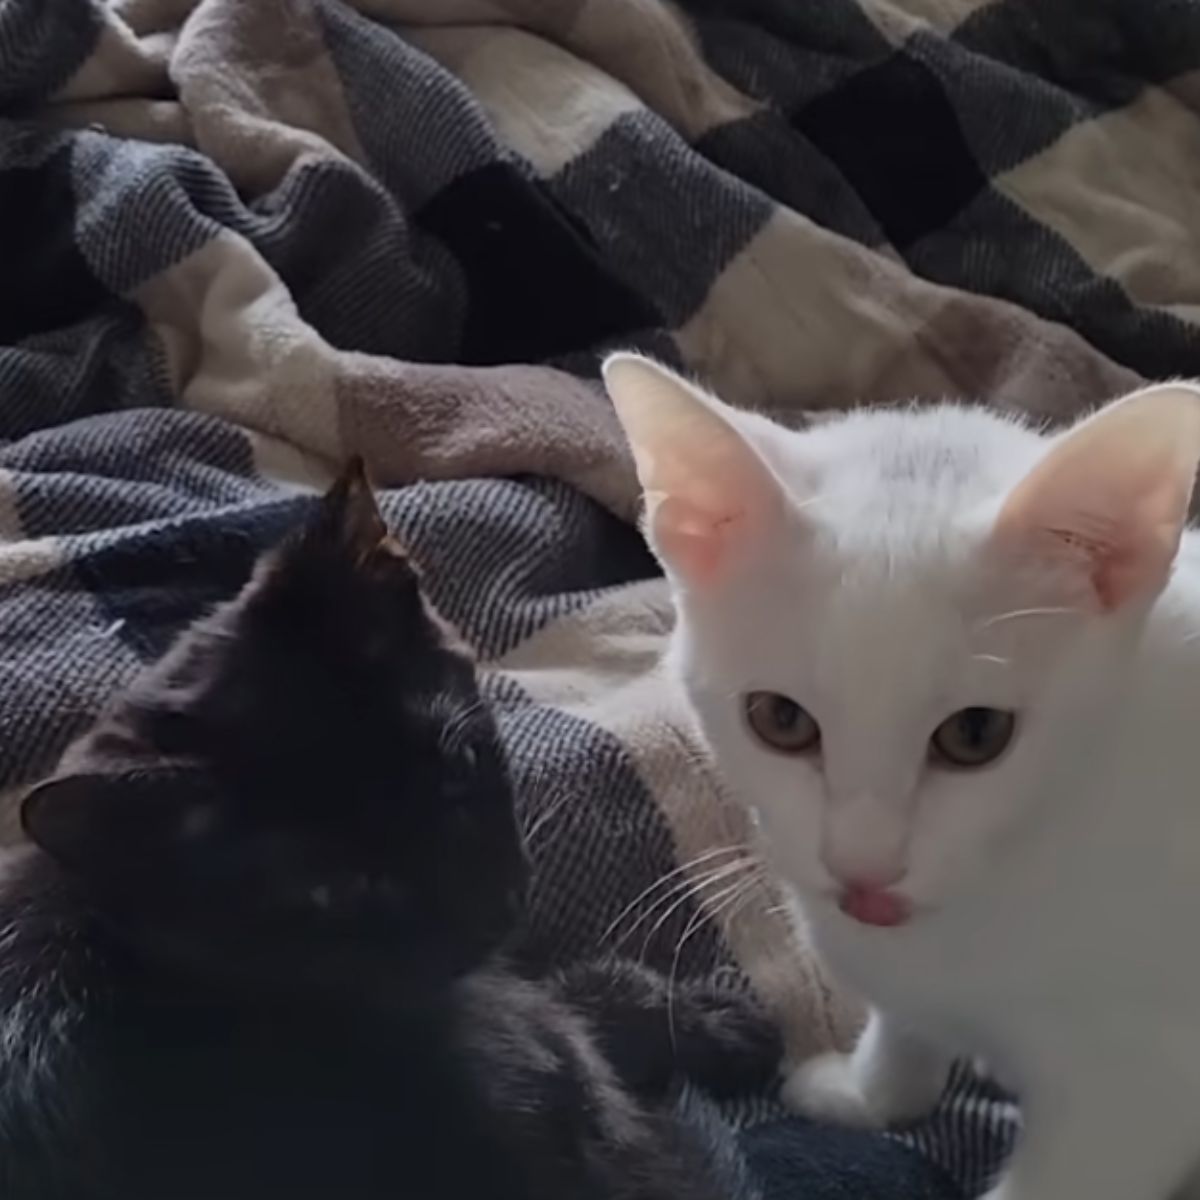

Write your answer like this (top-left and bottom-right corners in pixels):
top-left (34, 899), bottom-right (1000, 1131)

top-left (602, 353), bottom-right (1200, 1200)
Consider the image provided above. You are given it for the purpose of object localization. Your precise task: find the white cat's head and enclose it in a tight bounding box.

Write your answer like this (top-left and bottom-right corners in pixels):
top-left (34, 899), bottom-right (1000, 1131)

top-left (604, 356), bottom-right (1200, 928)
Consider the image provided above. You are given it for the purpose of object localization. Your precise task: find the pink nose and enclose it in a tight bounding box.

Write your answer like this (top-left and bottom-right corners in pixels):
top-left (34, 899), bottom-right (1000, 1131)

top-left (820, 835), bottom-right (902, 892)
top-left (821, 856), bottom-right (906, 893)
top-left (838, 884), bottom-right (911, 927)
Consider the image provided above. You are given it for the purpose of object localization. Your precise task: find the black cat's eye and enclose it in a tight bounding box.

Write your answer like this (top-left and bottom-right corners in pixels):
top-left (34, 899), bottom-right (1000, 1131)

top-left (929, 707), bottom-right (1016, 768)
top-left (744, 692), bottom-right (820, 755)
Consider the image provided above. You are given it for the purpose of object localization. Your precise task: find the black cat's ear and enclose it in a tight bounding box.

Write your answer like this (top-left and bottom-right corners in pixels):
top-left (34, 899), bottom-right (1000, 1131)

top-left (311, 457), bottom-right (424, 588)
top-left (22, 768), bottom-right (215, 880)
top-left (314, 457), bottom-right (390, 562)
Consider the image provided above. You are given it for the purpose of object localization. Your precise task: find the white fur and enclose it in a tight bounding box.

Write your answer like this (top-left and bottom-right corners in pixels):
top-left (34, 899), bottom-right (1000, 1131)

top-left (604, 357), bottom-right (1200, 1200)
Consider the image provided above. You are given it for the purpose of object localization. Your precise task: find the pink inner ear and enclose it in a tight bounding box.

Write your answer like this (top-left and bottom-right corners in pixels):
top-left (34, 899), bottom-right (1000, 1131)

top-left (999, 514), bottom-right (1151, 614)
top-left (1055, 524), bottom-right (1156, 614)
top-left (1030, 515), bottom-right (1128, 612)
top-left (652, 496), bottom-right (746, 585)
top-left (988, 432), bottom-right (1195, 614)
top-left (990, 384), bottom-right (1200, 612)
top-left (606, 359), bottom-right (789, 585)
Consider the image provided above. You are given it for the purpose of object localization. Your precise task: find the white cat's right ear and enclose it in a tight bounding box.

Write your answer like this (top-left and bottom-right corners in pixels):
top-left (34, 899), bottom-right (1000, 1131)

top-left (602, 355), bottom-right (785, 586)
top-left (992, 383), bottom-right (1200, 610)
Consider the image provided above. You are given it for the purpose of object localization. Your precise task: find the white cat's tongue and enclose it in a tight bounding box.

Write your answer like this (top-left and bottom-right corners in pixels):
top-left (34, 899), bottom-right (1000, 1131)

top-left (838, 886), bottom-right (912, 928)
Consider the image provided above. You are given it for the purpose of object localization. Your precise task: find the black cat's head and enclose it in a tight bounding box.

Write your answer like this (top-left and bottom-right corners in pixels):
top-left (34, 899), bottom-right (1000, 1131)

top-left (22, 462), bottom-right (528, 997)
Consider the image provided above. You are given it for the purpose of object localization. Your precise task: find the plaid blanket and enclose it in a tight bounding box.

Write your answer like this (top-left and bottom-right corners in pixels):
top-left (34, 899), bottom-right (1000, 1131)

top-left (4, 0), bottom-right (1199, 1195)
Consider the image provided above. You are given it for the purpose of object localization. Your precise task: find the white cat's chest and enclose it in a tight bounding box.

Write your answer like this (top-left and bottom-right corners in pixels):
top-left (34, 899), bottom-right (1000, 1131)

top-left (808, 898), bottom-right (1068, 1064)
top-left (805, 812), bottom-right (1200, 1090)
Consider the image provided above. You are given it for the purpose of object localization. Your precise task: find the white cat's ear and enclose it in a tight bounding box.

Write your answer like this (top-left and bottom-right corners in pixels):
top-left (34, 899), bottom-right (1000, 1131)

top-left (602, 354), bottom-right (784, 585)
top-left (992, 383), bottom-right (1200, 610)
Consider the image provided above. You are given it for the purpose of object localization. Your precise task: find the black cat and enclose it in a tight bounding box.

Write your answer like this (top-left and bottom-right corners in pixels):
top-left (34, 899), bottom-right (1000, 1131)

top-left (0, 463), bottom-right (781, 1200)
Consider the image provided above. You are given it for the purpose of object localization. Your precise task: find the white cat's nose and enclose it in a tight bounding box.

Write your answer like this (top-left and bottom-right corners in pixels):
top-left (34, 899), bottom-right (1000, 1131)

top-left (820, 790), bottom-right (911, 889)
top-left (819, 855), bottom-right (906, 892)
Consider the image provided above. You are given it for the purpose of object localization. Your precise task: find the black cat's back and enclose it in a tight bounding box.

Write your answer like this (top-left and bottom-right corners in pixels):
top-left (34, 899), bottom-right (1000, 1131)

top-left (0, 864), bottom-right (750, 1200)
top-left (0, 465), bottom-right (777, 1200)
top-left (0, 851), bottom-right (523, 1200)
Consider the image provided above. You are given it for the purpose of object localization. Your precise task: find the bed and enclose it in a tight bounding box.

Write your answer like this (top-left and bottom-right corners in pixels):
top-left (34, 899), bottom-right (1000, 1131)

top-left (3, 0), bottom-right (1199, 1195)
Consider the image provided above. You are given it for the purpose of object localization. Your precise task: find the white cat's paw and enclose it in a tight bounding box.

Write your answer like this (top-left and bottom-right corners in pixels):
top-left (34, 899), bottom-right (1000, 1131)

top-left (782, 1047), bottom-right (946, 1129)
top-left (781, 1052), bottom-right (882, 1129)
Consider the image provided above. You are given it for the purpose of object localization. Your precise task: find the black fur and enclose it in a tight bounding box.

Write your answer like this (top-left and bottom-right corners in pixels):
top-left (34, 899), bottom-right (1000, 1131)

top-left (0, 463), bottom-right (780, 1200)
top-left (553, 959), bottom-right (783, 1102)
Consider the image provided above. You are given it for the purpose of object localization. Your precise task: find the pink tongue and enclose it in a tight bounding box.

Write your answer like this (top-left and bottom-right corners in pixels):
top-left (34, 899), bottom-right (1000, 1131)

top-left (839, 886), bottom-right (912, 928)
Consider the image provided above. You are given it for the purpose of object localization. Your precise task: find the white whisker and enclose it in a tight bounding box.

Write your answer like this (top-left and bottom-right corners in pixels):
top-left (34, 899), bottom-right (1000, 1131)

top-left (599, 844), bottom-right (751, 945)
top-left (521, 788), bottom-right (575, 849)
top-left (627, 858), bottom-right (759, 958)
top-left (974, 606), bottom-right (1080, 632)
top-left (438, 698), bottom-right (487, 752)
top-left (717, 876), bottom-right (770, 933)
top-left (626, 859), bottom-right (758, 955)
top-left (666, 875), bottom-right (759, 1047)
top-left (791, 491), bottom-right (828, 514)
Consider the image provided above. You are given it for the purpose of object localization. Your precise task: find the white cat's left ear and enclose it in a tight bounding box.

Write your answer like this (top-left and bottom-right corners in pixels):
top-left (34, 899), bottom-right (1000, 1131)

top-left (602, 354), bottom-right (784, 586)
top-left (992, 383), bottom-right (1200, 610)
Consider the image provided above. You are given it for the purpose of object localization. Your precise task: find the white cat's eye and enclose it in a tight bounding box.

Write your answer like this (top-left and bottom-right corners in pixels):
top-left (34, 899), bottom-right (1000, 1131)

top-left (929, 707), bottom-right (1016, 768)
top-left (744, 691), bottom-right (821, 755)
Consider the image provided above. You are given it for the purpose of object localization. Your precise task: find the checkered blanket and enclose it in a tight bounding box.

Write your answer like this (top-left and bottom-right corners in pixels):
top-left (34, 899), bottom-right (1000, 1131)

top-left (4, 0), bottom-right (1199, 1195)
